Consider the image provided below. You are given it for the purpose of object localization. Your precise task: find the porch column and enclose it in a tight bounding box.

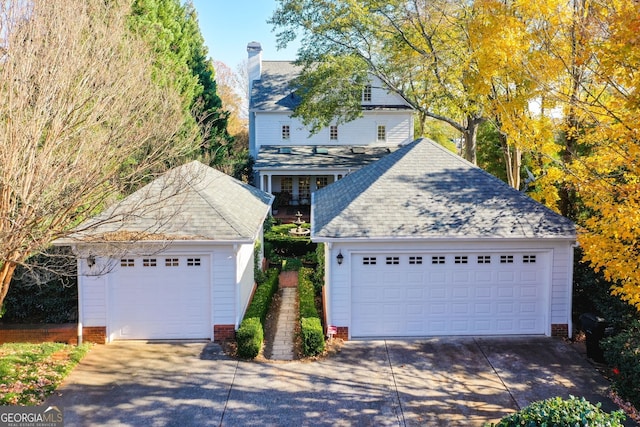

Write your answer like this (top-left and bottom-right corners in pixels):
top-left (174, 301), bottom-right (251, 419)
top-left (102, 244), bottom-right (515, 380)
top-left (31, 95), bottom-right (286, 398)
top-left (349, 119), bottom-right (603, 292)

top-left (267, 173), bottom-right (273, 194)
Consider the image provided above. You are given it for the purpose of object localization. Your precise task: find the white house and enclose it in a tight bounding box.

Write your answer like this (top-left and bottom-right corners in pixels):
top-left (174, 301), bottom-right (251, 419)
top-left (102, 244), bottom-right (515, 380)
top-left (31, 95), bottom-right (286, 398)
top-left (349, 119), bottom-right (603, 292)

top-left (58, 161), bottom-right (272, 343)
top-left (312, 139), bottom-right (577, 340)
top-left (247, 42), bottom-right (415, 206)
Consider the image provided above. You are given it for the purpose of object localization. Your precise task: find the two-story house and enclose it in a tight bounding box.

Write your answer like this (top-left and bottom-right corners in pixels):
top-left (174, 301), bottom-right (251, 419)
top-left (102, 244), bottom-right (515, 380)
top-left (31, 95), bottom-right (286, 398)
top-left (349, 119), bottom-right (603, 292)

top-left (247, 42), bottom-right (414, 210)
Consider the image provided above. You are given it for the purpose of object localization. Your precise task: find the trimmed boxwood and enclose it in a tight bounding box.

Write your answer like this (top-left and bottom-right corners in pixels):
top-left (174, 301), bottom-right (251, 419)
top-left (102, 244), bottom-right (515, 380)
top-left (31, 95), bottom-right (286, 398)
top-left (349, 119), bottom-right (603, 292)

top-left (301, 317), bottom-right (324, 357)
top-left (236, 269), bottom-right (279, 359)
top-left (244, 269), bottom-right (279, 323)
top-left (236, 317), bottom-right (263, 359)
top-left (298, 267), bottom-right (325, 356)
top-left (489, 396), bottom-right (625, 427)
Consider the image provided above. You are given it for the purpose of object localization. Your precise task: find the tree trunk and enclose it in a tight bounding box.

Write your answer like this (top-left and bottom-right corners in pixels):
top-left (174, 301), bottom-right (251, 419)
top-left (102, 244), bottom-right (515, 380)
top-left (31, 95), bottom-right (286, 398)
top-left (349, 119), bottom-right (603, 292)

top-left (501, 132), bottom-right (522, 190)
top-left (0, 261), bottom-right (17, 311)
top-left (462, 116), bottom-right (483, 165)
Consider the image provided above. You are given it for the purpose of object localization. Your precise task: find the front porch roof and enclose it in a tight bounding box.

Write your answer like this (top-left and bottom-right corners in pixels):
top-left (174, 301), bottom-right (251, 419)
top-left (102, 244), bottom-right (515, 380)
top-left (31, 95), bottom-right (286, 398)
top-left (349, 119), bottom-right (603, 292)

top-left (254, 145), bottom-right (401, 171)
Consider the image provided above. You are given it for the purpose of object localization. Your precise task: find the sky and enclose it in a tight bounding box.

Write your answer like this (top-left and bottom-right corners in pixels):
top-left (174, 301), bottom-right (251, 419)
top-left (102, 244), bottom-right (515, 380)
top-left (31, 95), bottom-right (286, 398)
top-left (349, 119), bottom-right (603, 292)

top-left (191, 0), bottom-right (301, 70)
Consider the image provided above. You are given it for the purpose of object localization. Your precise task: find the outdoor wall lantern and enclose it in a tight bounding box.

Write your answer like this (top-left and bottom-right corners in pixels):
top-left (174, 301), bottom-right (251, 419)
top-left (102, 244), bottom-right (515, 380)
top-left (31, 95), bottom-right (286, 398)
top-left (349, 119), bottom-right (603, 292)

top-left (87, 255), bottom-right (96, 268)
top-left (336, 251), bottom-right (344, 265)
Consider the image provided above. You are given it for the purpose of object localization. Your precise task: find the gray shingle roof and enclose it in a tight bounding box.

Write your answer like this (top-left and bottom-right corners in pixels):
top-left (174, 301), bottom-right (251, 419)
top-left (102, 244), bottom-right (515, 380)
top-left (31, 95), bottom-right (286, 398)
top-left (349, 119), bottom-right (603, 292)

top-left (254, 145), bottom-right (400, 170)
top-left (250, 61), bottom-right (302, 112)
top-left (67, 161), bottom-right (273, 242)
top-left (250, 61), bottom-right (414, 112)
top-left (312, 138), bottom-right (576, 240)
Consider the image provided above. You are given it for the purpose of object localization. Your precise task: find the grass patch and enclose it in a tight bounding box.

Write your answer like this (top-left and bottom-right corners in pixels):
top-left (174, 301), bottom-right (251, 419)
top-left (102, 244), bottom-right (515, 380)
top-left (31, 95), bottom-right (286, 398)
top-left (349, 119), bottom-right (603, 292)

top-left (0, 342), bottom-right (91, 405)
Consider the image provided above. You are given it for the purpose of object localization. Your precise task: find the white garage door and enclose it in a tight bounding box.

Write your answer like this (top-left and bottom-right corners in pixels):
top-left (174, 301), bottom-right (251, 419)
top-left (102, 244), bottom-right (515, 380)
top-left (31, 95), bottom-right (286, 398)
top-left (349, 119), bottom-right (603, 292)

top-left (351, 251), bottom-right (548, 337)
top-left (110, 256), bottom-right (210, 340)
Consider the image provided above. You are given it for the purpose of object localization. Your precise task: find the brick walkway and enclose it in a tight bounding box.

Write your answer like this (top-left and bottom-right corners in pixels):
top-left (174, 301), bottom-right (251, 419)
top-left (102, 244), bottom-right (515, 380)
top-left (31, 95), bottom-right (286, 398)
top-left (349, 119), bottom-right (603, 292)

top-left (270, 272), bottom-right (298, 361)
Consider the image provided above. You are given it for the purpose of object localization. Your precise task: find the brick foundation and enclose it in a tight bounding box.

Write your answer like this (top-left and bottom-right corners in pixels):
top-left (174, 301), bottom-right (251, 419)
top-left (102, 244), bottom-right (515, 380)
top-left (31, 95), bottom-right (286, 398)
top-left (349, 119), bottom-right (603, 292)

top-left (82, 326), bottom-right (107, 344)
top-left (0, 324), bottom-right (107, 345)
top-left (334, 326), bottom-right (349, 341)
top-left (551, 323), bottom-right (569, 338)
top-left (214, 324), bottom-right (236, 342)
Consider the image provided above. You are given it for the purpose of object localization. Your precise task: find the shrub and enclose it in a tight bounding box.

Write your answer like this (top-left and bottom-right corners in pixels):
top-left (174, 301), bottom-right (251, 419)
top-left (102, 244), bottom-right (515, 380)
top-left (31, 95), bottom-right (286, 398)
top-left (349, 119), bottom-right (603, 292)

top-left (299, 267), bottom-right (325, 356)
top-left (489, 396), bottom-right (625, 427)
top-left (301, 317), bottom-right (325, 356)
top-left (573, 248), bottom-right (637, 331)
top-left (236, 317), bottom-right (263, 359)
top-left (265, 224), bottom-right (315, 257)
top-left (312, 244), bottom-right (325, 294)
top-left (3, 250), bottom-right (77, 323)
top-left (298, 268), bottom-right (318, 318)
top-left (282, 257), bottom-right (302, 272)
top-left (602, 319), bottom-right (640, 410)
top-left (236, 269), bottom-right (279, 359)
top-left (244, 269), bottom-right (279, 323)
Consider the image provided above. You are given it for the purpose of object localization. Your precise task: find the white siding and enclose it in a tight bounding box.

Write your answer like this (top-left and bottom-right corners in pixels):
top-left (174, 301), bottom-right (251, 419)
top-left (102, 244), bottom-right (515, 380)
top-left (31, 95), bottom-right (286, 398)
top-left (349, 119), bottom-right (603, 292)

top-left (212, 246), bottom-right (236, 325)
top-left (236, 243), bottom-right (256, 326)
top-left (365, 75), bottom-right (409, 106)
top-left (254, 111), bottom-right (414, 151)
top-left (79, 270), bottom-right (107, 327)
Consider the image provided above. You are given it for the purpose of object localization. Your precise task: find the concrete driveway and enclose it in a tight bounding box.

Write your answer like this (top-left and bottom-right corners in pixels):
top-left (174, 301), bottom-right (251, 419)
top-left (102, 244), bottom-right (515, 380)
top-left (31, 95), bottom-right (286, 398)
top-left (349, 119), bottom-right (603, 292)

top-left (46, 337), bottom-right (626, 426)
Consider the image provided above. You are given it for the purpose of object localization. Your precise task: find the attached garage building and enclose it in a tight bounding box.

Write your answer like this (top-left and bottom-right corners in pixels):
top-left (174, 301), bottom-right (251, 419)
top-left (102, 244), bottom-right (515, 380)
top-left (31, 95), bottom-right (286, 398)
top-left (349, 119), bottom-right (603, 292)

top-left (60, 161), bottom-right (272, 343)
top-left (311, 139), bottom-right (576, 340)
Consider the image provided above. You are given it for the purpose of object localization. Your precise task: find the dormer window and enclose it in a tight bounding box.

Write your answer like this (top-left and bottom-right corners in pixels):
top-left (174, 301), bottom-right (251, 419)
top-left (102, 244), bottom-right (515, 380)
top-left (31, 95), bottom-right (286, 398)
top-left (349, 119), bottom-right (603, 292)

top-left (363, 84), bottom-right (372, 102)
top-left (330, 125), bottom-right (338, 140)
top-left (281, 125), bottom-right (290, 140)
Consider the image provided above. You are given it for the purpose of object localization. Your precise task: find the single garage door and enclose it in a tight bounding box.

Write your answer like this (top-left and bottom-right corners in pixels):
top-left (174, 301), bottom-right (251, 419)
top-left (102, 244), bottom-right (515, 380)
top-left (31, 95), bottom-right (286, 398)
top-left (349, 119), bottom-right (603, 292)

top-left (351, 251), bottom-right (548, 337)
top-left (110, 255), bottom-right (210, 340)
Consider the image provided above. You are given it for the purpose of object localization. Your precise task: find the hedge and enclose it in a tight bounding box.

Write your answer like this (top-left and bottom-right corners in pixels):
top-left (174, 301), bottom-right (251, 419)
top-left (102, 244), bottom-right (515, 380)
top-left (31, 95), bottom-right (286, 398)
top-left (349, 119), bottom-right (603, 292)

top-left (265, 224), bottom-right (315, 258)
top-left (243, 269), bottom-right (279, 323)
top-left (236, 318), bottom-right (263, 359)
top-left (489, 396), bottom-right (625, 427)
top-left (603, 319), bottom-right (640, 410)
top-left (298, 267), bottom-right (325, 356)
top-left (236, 269), bottom-right (279, 359)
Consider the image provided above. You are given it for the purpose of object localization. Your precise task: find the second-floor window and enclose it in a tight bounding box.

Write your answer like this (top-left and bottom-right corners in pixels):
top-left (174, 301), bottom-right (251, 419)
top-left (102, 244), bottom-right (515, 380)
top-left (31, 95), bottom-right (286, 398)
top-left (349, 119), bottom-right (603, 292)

top-left (363, 84), bottom-right (372, 102)
top-left (330, 125), bottom-right (338, 140)
top-left (377, 125), bottom-right (386, 142)
top-left (281, 125), bottom-right (290, 140)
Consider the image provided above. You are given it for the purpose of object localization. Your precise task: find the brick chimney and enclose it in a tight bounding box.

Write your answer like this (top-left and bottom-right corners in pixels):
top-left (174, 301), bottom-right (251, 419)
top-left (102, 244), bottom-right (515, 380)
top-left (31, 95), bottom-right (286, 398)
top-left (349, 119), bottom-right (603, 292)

top-left (247, 41), bottom-right (262, 95)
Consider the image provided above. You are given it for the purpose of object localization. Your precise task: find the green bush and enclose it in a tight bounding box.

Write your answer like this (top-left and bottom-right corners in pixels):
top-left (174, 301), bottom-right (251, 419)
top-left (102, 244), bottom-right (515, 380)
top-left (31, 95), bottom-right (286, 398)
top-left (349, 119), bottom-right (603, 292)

top-left (489, 396), bottom-right (625, 427)
top-left (282, 257), bottom-right (302, 271)
top-left (572, 248), bottom-right (637, 331)
top-left (265, 224), bottom-right (315, 257)
top-left (235, 269), bottom-right (279, 359)
top-left (301, 317), bottom-right (325, 357)
top-left (298, 268), bottom-right (318, 318)
top-left (236, 317), bottom-right (263, 359)
top-left (312, 244), bottom-right (325, 294)
top-left (244, 269), bottom-right (279, 323)
top-left (3, 250), bottom-right (77, 323)
top-left (602, 319), bottom-right (640, 410)
top-left (299, 267), bottom-right (325, 356)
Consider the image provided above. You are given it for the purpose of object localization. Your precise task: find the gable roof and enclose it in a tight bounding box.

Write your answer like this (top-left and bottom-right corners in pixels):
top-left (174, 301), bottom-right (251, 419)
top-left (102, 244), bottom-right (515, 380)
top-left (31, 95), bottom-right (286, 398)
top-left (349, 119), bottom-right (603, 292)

top-left (312, 138), bottom-right (576, 241)
top-left (64, 161), bottom-right (273, 243)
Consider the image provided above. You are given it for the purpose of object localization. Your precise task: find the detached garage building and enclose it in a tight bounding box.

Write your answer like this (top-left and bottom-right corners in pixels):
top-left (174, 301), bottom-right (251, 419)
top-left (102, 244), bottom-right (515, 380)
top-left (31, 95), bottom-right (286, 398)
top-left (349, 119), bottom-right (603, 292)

top-left (60, 161), bottom-right (272, 343)
top-left (311, 139), bottom-right (577, 340)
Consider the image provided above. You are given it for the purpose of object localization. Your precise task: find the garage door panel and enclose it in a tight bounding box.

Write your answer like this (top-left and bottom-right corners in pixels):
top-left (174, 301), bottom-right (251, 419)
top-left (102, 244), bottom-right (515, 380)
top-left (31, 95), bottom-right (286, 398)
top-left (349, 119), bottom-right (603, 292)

top-left (111, 256), bottom-right (210, 340)
top-left (351, 252), bottom-right (547, 337)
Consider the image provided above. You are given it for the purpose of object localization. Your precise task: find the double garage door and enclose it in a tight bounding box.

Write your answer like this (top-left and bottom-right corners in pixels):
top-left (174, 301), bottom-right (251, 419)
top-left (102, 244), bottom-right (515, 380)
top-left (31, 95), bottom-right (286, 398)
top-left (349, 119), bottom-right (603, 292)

top-left (351, 251), bottom-right (549, 337)
top-left (110, 256), bottom-right (210, 340)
